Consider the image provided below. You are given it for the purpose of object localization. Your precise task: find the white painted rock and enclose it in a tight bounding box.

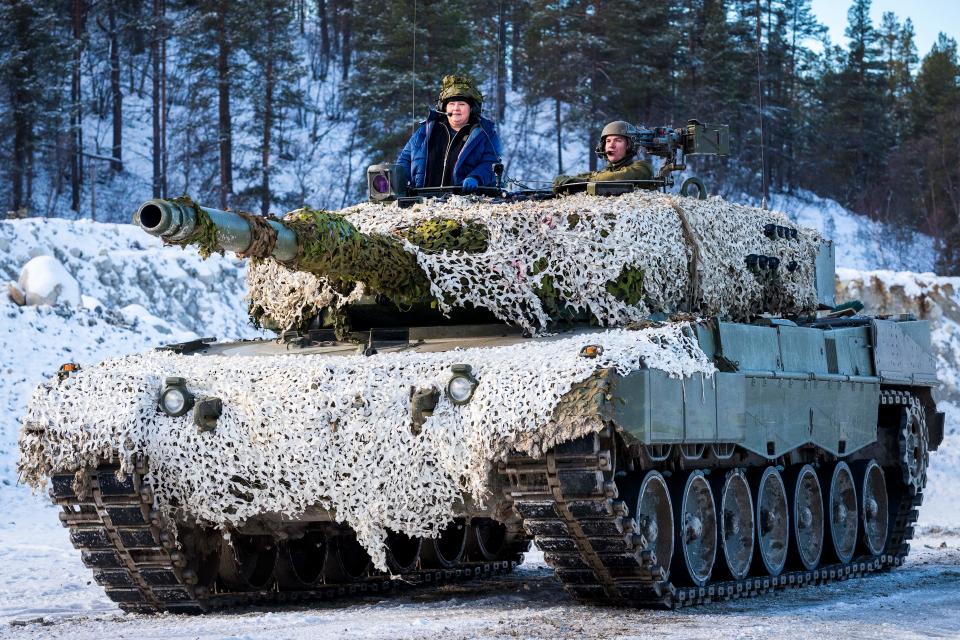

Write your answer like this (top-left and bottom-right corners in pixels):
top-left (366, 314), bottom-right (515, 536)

top-left (17, 255), bottom-right (81, 307)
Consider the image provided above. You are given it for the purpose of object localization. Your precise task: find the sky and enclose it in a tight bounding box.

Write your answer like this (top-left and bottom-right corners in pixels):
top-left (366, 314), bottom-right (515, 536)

top-left (810, 0), bottom-right (960, 57)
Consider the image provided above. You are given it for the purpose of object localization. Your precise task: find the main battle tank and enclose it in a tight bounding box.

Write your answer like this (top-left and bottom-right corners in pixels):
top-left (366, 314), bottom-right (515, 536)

top-left (18, 183), bottom-right (944, 613)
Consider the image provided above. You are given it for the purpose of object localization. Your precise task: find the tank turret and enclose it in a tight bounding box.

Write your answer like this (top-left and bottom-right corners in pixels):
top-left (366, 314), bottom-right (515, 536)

top-left (136, 193), bottom-right (834, 335)
top-left (134, 192), bottom-right (833, 335)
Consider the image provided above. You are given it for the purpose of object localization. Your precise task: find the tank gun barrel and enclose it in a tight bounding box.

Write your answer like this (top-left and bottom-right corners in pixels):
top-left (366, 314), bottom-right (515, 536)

top-left (135, 198), bottom-right (299, 262)
top-left (134, 197), bottom-right (434, 304)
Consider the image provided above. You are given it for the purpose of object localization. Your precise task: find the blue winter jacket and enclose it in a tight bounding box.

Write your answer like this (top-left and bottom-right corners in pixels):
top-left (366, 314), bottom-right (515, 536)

top-left (396, 110), bottom-right (503, 188)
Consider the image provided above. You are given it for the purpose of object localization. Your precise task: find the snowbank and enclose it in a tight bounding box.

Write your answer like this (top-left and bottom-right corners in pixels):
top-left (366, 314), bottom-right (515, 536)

top-left (0, 218), bottom-right (264, 482)
top-left (15, 256), bottom-right (81, 307)
top-left (770, 190), bottom-right (935, 273)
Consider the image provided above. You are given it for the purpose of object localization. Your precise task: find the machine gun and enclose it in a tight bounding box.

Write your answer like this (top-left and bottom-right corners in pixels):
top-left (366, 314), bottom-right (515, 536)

top-left (634, 119), bottom-right (729, 197)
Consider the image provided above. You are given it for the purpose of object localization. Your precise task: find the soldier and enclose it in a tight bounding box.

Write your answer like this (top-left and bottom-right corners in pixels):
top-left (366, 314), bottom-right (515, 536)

top-left (397, 75), bottom-right (503, 194)
top-left (553, 121), bottom-right (655, 193)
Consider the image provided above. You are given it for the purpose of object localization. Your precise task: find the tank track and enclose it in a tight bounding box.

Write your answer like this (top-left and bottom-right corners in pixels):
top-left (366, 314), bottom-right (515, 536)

top-left (502, 389), bottom-right (924, 608)
top-left (50, 458), bottom-right (518, 614)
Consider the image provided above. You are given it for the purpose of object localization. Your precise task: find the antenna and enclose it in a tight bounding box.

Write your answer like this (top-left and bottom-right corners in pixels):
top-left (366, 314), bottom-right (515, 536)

top-left (755, 0), bottom-right (768, 209)
top-left (411, 0), bottom-right (417, 131)
top-left (495, 0), bottom-right (502, 122)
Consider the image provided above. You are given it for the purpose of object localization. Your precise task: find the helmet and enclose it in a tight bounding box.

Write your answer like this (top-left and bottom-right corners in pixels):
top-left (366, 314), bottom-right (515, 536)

top-left (594, 120), bottom-right (640, 160)
top-left (437, 75), bottom-right (484, 114)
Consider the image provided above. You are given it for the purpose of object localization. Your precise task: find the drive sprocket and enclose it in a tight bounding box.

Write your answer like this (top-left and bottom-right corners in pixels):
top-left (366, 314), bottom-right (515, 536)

top-left (898, 396), bottom-right (929, 496)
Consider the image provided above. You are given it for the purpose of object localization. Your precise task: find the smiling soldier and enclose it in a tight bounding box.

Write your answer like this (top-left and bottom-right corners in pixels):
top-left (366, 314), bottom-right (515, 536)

top-left (553, 121), bottom-right (655, 194)
top-left (396, 75), bottom-right (503, 194)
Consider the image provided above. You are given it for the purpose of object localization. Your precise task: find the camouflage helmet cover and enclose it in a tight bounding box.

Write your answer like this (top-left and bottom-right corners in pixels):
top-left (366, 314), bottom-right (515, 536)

top-left (595, 120), bottom-right (640, 160)
top-left (437, 74), bottom-right (484, 113)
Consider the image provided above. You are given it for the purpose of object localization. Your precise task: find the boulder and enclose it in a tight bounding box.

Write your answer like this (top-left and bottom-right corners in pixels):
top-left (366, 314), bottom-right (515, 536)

top-left (17, 255), bottom-right (81, 307)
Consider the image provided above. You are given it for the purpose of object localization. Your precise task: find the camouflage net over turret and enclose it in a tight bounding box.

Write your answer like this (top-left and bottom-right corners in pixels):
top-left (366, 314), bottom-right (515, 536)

top-left (246, 191), bottom-right (822, 333)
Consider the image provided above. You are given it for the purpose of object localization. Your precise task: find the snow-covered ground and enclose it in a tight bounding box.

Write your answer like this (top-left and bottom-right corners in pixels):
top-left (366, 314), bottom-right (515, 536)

top-left (4, 519), bottom-right (960, 639)
top-left (770, 190), bottom-right (936, 273)
top-left (1, 193), bottom-right (957, 638)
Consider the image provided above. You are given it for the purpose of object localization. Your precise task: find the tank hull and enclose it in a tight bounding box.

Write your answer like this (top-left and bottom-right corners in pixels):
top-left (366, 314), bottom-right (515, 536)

top-left (32, 314), bottom-right (942, 611)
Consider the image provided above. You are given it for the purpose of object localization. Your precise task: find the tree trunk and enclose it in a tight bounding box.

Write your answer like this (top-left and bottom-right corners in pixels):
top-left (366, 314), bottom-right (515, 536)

top-left (555, 97), bottom-right (563, 174)
top-left (11, 91), bottom-right (27, 211)
top-left (160, 0), bottom-right (167, 197)
top-left (71, 0), bottom-right (84, 212)
top-left (588, 130), bottom-right (597, 172)
top-left (151, 0), bottom-right (161, 197)
top-left (340, 0), bottom-right (353, 81)
top-left (318, 0), bottom-right (329, 79)
top-left (496, 2), bottom-right (507, 122)
top-left (510, 2), bottom-right (523, 91)
top-left (755, 0), bottom-right (769, 204)
top-left (216, 0), bottom-right (233, 209)
top-left (261, 30), bottom-right (275, 215)
top-left (109, 0), bottom-right (122, 172)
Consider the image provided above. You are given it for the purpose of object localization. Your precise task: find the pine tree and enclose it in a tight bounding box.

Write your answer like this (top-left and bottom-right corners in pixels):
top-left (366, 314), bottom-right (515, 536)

top-left (910, 34), bottom-right (960, 134)
top-left (174, 0), bottom-right (242, 208)
top-left (234, 0), bottom-right (305, 214)
top-left (809, 0), bottom-right (890, 206)
top-left (0, 0), bottom-right (69, 213)
top-left (878, 12), bottom-right (916, 140)
top-left (520, 0), bottom-right (677, 174)
top-left (345, 0), bottom-right (480, 165)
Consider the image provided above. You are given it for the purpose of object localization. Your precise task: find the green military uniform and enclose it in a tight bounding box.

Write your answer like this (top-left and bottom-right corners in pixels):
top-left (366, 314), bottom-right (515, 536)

top-left (552, 157), bottom-right (654, 194)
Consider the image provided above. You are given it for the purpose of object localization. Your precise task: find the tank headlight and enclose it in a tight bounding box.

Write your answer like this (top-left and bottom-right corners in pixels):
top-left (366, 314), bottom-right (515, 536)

top-left (159, 377), bottom-right (194, 417)
top-left (446, 364), bottom-right (478, 405)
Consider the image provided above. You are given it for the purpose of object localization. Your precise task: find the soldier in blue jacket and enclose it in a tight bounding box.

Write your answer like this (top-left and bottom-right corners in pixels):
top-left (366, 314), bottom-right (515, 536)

top-left (397, 75), bottom-right (503, 193)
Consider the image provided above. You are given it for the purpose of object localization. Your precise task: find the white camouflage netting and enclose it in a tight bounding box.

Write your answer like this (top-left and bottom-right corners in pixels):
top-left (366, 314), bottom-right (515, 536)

top-left (246, 257), bottom-right (366, 329)
top-left (20, 324), bottom-right (713, 570)
top-left (248, 191), bottom-right (823, 333)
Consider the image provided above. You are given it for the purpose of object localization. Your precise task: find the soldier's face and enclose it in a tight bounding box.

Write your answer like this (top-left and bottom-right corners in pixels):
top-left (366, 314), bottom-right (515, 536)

top-left (605, 135), bottom-right (628, 163)
top-left (446, 100), bottom-right (471, 130)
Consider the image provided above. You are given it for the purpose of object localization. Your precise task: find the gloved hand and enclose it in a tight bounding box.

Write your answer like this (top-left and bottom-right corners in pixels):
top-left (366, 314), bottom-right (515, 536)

top-left (461, 177), bottom-right (479, 194)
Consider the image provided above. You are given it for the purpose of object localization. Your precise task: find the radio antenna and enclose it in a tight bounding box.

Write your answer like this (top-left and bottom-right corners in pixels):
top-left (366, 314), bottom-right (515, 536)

top-left (495, 0), bottom-right (502, 122)
top-left (755, 0), bottom-right (768, 209)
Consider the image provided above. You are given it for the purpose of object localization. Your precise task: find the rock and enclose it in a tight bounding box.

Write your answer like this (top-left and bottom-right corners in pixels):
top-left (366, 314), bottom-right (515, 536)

top-left (17, 256), bottom-right (81, 307)
top-left (7, 281), bottom-right (25, 306)
top-left (81, 295), bottom-right (103, 313)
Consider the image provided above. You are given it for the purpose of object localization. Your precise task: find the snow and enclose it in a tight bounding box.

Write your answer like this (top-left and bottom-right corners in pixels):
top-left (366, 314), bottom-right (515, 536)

top-left (1, 192), bottom-right (958, 637)
top-left (0, 218), bottom-right (265, 486)
top-left (768, 190), bottom-right (935, 273)
top-left (2, 484), bottom-right (960, 639)
top-left (16, 256), bottom-right (81, 307)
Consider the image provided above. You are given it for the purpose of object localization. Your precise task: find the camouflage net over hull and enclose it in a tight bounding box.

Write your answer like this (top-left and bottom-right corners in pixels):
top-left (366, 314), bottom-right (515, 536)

top-left (19, 325), bottom-right (712, 571)
top-left (247, 191), bottom-right (823, 333)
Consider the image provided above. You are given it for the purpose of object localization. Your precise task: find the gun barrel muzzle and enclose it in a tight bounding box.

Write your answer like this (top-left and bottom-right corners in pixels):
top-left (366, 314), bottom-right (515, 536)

top-left (134, 199), bottom-right (298, 262)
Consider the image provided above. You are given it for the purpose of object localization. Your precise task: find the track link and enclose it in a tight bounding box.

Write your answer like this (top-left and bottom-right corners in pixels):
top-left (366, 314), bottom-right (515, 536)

top-left (51, 459), bottom-right (518, 614)
top-left (503, 410), bottom-right (923, 608)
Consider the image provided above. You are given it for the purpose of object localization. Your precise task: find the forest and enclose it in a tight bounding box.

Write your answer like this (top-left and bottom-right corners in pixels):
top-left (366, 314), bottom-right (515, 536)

top-left (1, 0), bottom-right (958, 271)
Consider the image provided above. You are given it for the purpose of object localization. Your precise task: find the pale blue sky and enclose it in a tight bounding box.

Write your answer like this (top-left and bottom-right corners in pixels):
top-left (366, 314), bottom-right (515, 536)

top-left (810, 0), bottom-right (959, 57)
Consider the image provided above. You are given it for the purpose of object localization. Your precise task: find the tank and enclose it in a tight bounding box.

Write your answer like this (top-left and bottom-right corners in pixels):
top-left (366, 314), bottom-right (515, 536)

top-left (18, 188), bottom-right (944, 612)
